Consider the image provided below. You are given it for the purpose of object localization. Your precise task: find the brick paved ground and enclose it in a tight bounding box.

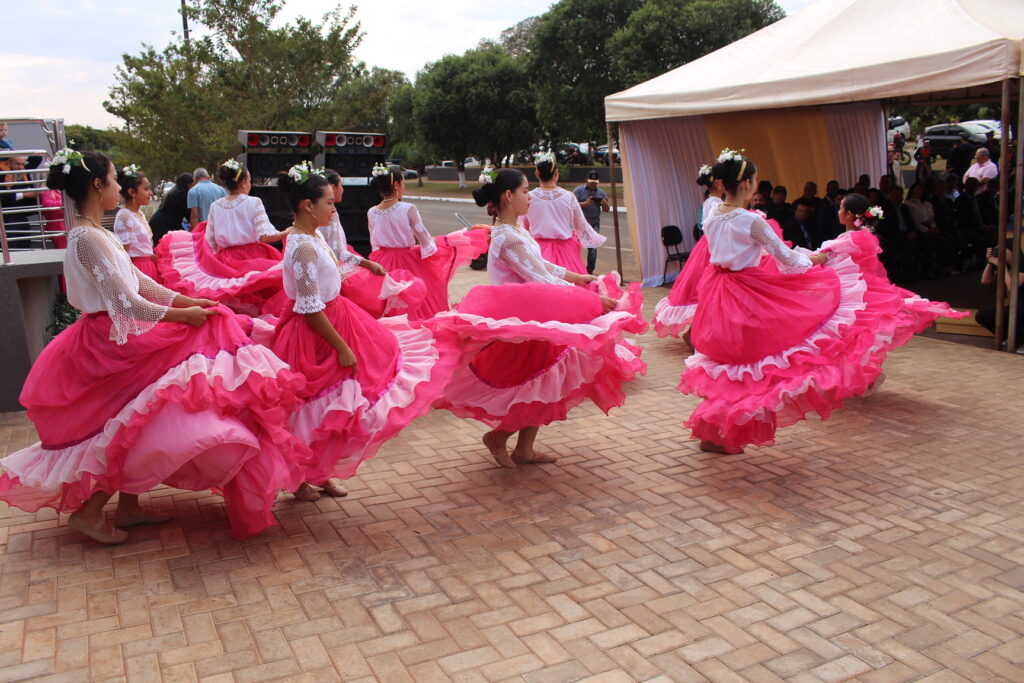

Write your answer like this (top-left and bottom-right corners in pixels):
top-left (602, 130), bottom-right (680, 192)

top-left (0, 281), bottom-right (1022, 682)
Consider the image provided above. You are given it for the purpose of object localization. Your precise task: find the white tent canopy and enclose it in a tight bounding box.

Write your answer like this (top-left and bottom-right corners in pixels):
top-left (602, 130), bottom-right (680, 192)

top-left (606, 0), bottom-right (1024, 122)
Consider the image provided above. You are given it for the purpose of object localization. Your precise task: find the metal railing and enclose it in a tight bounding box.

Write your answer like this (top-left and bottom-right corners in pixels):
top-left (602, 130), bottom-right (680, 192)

top-left (0, 147), bottom-right (74, 264)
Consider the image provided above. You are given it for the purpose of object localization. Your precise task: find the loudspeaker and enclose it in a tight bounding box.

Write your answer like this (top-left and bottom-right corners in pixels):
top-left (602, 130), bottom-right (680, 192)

top-left (246, 153), bottom-right (311, 180)
top-left (249, 184), bottom-right (293, 233)
top-left (237, 130), bottom-right (314, 182)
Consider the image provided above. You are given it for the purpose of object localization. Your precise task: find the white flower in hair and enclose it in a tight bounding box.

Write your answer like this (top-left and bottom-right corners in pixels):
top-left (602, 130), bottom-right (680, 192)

top-left (287, 161), bottom-right (325, 184)
top-left (534, 151), bottom-right (556, 166)
top-left (698, 164), bottom-right (712, 178)
top-left (478, 166), bottom-right (495, 184)
top-left (222, 159), bottom-right (241, 171)
top-left (122, 164), bottom-right (141, 177)
top-left (866, 205), bottom-right (884, 220)
top-left (50, 142), bottom-right (85, 175)
top-left (371, 163), bottom-right (390, 178)
top-left (717, 148), bottom-right (745, 163)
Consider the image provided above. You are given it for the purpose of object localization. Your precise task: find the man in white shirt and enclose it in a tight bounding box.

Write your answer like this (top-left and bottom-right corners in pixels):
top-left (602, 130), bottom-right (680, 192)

top-left (963, 148), bottom-right (998, 194)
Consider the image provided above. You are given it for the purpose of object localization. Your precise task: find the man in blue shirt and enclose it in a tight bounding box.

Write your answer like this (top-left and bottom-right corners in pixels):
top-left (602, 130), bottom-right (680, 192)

top-left (186, 167), bottom-right (226, 229)
top-left (573, 171), bottom-right (610, 274)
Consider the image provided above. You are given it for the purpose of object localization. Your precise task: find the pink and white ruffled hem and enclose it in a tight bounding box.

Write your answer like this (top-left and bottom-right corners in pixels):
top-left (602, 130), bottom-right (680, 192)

top-left (0, 345), bottom-right (306, 539)
top-left (290, 318), bottom-right (460, 484)
top-left (653, 298), bottom-right (697, 338)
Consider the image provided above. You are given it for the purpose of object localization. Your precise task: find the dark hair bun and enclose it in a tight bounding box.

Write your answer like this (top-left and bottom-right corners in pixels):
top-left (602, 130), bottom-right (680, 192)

top-left (46, 164), bottom-right (71, 191)
top-left (696, 173), bottom-right (712, 188)
top-left (472, 186), bottom-right (493, 207)
top-left (711, 155), bottom-right (757, 194)
top-left (45, 150), bottom-right (113, 204)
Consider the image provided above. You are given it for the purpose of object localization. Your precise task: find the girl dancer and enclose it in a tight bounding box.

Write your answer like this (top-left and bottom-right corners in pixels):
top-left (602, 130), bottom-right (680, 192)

top-left (367, 165), bottom-right (488, 319)
top-left (0, 150), bottom-right (307, 543)
top-left (113, 164), bottom-right (160, 281)
top-left (432, 169), bottom-right (646, 468)
top-left (320, 170), bottom-right (426, 318)
top-left (157, 160), bottom-right (288, 315)
top-left (679, 153), bottom-right (963, 455)
top-left (524, 153), bottom-right (605, 274)
top-left (653, 166), bottom-right (722, 343)
top-left (271, 164), bottom-right (459, 500)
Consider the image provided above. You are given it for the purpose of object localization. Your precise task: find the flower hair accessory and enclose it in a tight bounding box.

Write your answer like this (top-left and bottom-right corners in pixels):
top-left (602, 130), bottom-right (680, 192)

top-left (865, 205), bottom-right (884, 220)
top-left (717, 148), bottom-right (745, 163)
top-left (534, 151), bottom-right (556, 166)
top-left (222, 158), bottom-right (244, 181)
top-left (697, 164), bottom-right (712, 180)
top-left (50, 142), bottom-right (87, 175)
top-left (478, 166), bottom-right (496, 184)
top-left (371, 163), bottom-right (390, 178)
top-left (287, 161), bottom-right (326, 184)
top-left (121, 163), bottom-right (141, 177)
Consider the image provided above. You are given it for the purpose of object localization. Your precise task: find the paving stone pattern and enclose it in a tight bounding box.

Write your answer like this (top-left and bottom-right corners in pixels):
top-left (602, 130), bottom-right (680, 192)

top-left (0, 285), bottom-right (1022, 682)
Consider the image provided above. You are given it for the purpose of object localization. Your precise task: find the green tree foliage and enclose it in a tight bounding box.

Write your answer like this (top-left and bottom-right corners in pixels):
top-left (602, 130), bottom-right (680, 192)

top-left (105, 0), bottom-right (368, 179)
top-left (608, 0), bottom-right (785, 86)
top-left (413, 47), bottom-right (537, 172)
top-left (527, 0), bottom-right (642, 140)
top-left (64, 125), bottom-right (128, 168)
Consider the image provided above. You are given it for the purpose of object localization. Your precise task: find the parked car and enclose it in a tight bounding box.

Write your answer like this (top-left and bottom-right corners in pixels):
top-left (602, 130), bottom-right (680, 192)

top-left (923, 122), bottom-right (994, 158)
top-left (594, 144), bottom-right (620, 165)
top-left (463, 157), bottom-right (482, 168)
top-left (438, 160), bottom-right (456, 168)
top-left (887, 116), bottom-right (910, 144)
top-left (964, 119), bottom-right (1002, 136)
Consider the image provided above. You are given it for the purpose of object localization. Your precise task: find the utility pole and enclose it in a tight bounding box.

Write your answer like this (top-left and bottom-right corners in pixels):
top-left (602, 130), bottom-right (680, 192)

top-left (181, 0), bottom-right (191, 45)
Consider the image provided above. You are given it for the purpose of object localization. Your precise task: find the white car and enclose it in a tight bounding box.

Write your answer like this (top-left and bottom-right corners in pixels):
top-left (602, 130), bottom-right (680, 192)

top-left (463, 157), bottom-right (482, 168)
top-left (887, 116), bottom-right (910, 143)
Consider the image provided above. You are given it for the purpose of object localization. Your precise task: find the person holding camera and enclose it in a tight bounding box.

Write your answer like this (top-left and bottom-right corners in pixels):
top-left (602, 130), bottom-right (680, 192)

top-left (573, 170), bottom-right (610, 274)
top-left (977, 247), bottom-right (1024, 350)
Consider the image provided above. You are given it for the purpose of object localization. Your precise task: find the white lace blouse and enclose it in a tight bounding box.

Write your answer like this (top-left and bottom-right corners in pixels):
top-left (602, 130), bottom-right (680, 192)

top-left (525, 187), bottom-right (607, 247)
top-left (487, 222), bottom-right (571, 286)
top-left (704, 207), bottom-right (812, 273)
top-left (367, 201), bottom-right (437, 257)
top-left (318, 213), bottom-right (364, 276)
top-left (64, 226), bottom-right (178, 344)
top-left (205, 195), bottom-right (277, 251)
top-left (283, 232), bottom-right (342, 314)
top-left (112, 208), bottom-right (155, 258)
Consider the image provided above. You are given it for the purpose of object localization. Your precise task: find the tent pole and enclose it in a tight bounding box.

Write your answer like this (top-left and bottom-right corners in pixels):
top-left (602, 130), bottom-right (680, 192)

top-left (1007, 78), bottom-right (1023, 351)
top-left (994, 79), bottom-right (1011, 349)
top-left (607, 122), bottom-right (623, 277)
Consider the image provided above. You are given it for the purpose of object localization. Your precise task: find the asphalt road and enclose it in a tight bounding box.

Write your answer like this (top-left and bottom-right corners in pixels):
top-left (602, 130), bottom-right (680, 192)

top-left (407, 197), bottom-right (640, 281)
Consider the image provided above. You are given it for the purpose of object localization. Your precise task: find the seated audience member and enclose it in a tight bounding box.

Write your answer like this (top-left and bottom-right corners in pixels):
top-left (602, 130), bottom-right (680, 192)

top-left (756, 179), bottom-right (773, 197)
top-left (816, 185), bottom-right (842, 243)
top-left (782, 201), bottom-right (819, 249)
top-left (792, 181), bottom-right (820, 222)
top-left (976, 248), bottom-right (1024, 350)
top-left (0, 155), bottom-right (38, 236)
top-left (944, 173), bottom-right (961, 201)
top-left (749, 191), bottom-right (770, 214)
top-left (767, 185), bottom-right (792, 224)
top-left (906, 182), bottom-right (957, 277)
top-left (964, 148), bottom-right (998, 194)
top-left (877, 186), bottom-right (916, 280)
top-left (954, 177), bottom-right (990, 265)
top-left (928, 180), bottom-right (956, 237)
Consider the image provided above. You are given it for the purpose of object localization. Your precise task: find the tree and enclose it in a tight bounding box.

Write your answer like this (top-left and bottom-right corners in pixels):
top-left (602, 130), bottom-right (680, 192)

top-left (64, 125), bottom-right (128, 168)
top-left (104, 0), bottom-right (365, 179)
top-left (413, 47), bottom-right (537, 186)
top-left (500, 16), bottom-right (541, 57)
top-left (527, 0), bottom-right (642, 141)
top-left (608, 0), bottom-right (785, 86)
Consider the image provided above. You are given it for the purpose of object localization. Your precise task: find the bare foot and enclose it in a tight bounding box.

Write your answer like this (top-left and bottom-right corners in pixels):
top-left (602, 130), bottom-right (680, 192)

top-left (483, 431), bottom-right (515, 469)
top-left (682, 328), bottom-right (694, 351)
top-left (699, 440), bottom-right (744, 455)
top-left (320, 479), bottom-right (348, 497)
top-left (113, 511), bottom-right (172, 528)
top-left (511, 450), bottom-right (557, 464)
top-left (294, 482), bottom-right (321, 502)
top-left (68, 513), bottom-right (129, 544)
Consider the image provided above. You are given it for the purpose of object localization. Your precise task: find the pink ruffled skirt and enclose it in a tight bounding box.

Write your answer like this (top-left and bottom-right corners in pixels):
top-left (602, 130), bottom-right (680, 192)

top-left (431, 274), bottom-right (647, 432)
top-left (369, 229), bottom-right (489, 320)
top-left (0, 308), bottom-right (308, 538)
top-left (654, 236), bottom-right (708, 337)
top-left (131, 255), bottom-right (162, 283)
top-left (679, 231), bottom-right (967, 452)
top-left (271, 296), bottom-right (459, 484)
top-left (156, 223), bottom-right (284, 316)
top-left (536, 234), bottom-right (587, 275)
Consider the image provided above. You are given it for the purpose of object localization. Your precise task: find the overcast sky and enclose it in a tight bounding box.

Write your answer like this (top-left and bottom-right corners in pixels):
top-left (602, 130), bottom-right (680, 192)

top-left (1, 0), bottom-right (816, 128)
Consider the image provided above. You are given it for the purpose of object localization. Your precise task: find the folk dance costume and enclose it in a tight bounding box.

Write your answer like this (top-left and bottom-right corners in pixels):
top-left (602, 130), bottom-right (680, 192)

top-left (320, 213), bottom-right (426, 318)
top-left (270, 232), bottom-right (459, 485)
top-left (112, 208), bottom-right (159, 281)
top-left (678, 208), bottom-right (965, 453)
top-left (157, 195), bottom-right (284, 315)
top-left (433, 222), bottom-right (646, 432)
top-left (654, 196), bottom-right (720, 337)
top-left (524, 187), bottom-right (606, 274)
top-left (367, 201), bottom-right (488, 320)
top-left (0, 226), bottom-right (308, 539)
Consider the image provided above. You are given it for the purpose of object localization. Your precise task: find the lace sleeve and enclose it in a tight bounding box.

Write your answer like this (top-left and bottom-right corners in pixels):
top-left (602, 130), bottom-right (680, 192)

top-left (136, 269), bottom-right (179, 307)
top-left (325, 220), bottom-right (364, 275)
top-left (112, 210), bottom-right (135, 249)
top-left (570, 197), bottom-right (607, 248)
top-left (750, 217), bottom-right (812, 273)
top-left (408, 205), bottom-right (438, 258)
top-left (493, 230), bottom-right (571, 286)
top-left (75, 231), bottom-right (168, 344)
top-left (205, 210), bottom-right (218, 252)
top-left (252, 199), bottom-right (277, 238)
top-left (291, 241), bottom-right (326, 314)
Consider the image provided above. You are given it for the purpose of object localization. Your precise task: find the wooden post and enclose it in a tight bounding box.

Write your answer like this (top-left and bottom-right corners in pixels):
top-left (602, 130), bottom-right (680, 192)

top-left (1008, 78), bottom-right (1023, 351)
top-left (607, 122), bottom-right (623, 277)
top-left (994, 79), bottom-right (1011, 349)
